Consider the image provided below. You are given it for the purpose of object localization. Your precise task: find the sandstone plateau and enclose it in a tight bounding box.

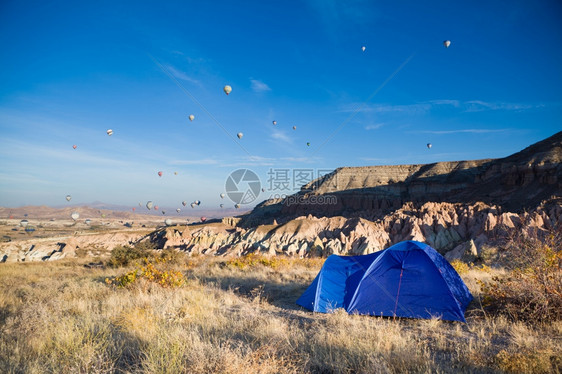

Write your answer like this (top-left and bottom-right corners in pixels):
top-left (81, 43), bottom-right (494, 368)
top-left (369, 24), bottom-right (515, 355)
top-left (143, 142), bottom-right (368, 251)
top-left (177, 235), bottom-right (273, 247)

top-left (1, 131), bottom-right (561, 263)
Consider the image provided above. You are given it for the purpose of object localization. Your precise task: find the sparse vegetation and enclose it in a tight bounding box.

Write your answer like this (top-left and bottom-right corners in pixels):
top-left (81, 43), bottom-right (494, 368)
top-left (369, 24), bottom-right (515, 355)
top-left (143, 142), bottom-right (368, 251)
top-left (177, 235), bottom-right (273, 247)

top-left (107, 244), bottom-right (150, 268)
top-left (224, 252), bottom-right (325, 270)
top-left (478, 231), bottom-right (562, 323)
top-left (106, 257), bottom-right (186, 289)
top-left (1, 246), bottom-right (561, 373)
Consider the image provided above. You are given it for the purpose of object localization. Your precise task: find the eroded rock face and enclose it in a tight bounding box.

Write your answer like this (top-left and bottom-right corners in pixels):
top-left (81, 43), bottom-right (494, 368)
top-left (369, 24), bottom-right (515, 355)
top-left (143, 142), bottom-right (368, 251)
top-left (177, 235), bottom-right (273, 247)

top-left (244, 131), bottom-right (561, 223)
top-left (0, 231), bottom-right (145, 263)
top-left (139, 200), bottom-right (561, 260)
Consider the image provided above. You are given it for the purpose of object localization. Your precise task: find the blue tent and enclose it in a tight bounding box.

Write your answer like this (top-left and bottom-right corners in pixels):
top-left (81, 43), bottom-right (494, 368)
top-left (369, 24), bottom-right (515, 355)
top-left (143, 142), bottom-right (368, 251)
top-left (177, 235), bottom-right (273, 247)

top-left (297, 240), bottom-right (473, 322)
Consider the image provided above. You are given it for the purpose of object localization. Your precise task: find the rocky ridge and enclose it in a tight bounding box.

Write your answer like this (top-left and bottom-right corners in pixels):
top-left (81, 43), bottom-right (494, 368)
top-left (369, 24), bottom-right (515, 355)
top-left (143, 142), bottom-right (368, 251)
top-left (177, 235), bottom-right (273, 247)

top-left (142, 199), bottom-right (561, 261)
top-left (243, 131), bottom-right (561, 225)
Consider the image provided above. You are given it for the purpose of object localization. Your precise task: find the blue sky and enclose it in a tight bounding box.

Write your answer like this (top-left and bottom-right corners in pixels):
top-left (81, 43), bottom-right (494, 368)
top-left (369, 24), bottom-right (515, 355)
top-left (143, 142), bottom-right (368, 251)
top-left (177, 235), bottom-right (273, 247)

top-left (1, 0), bottom-right (561, 211)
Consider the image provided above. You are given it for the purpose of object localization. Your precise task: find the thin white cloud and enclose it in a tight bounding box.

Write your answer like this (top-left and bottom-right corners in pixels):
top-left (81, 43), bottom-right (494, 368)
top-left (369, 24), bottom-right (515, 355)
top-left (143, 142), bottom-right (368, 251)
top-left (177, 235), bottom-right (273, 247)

top-left (428, 99), bottom-right (460, 107)
top-left (247, 155), bottom-right (275, 163)
top-left (250, 79), bottom-right (271, 93)
top-left (270, 130), bottom-right (292, 144)
top-left (341, 100), bottom-right (547, 115)
top-left (463, 100), bottom-right (542, 112)
top-left (413, 129), bottom-right (511, 135)
top-left (219, 161), bottom-right (275, 167)
top-left (340, 103), bottom-right (431, 114)
top-left (164, 64), bottom-right (200, 85)
top-left (280, 156), bottom-right (322, 163)
top-left (169, 158), bottom-right (219, 166)
top-left (364, 123), bottom-right (384, 130)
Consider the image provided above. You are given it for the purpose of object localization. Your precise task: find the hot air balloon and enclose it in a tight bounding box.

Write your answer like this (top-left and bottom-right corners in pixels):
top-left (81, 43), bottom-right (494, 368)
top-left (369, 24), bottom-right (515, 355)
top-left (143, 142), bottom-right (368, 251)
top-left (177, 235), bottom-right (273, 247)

top-left (220, 204), bottom-right (224, 208)
top-left (237, 132), bottom-right (243, 139)
top-left (85, 219), bottom-right (92, 225)
top-left (138, 202), bottom-right (142, 207)
top-left (220, 193), bottom-right (225, 199)
top-left (361, 46), bottom-right (366, 52)
top-left (272, 120), bottom-right (277, 126)
top-left (224, 85), bottom-right (232, 95)
top-left (71, 212), bottom-right (80, 221)
top-left (174, 172), bottom-right (178, 175)
top-left (200, 217), bottom-right (207, 222)
top-left (72, 145), bottom-right (77, 149)
top-left (107, 129), bottom-right (113, 136)
top-left (20, 219), bottom-right (28, 228)
top-left (132, 207), bottom-right (136, 212)
top-left (195, 200), bottom-right (201, 205)
top-left (191, 203), bottom-right (196, 208)
top-left (146, 201), bottom-right (153, 210)
top-left (154, 206), bottom-right (159, 211)
top-left (189, 114), bottom-right (195, 121)
top-left (165, 218), bottom-right (172, 226)
top-left (306, 142), bottom-right (310, 146)
top-left (66, 195), bottom-right (72, 202)
top-left (443, 40), bottom-right (451, 48)
top-left (261, 188), bottom-right (265, 192)
top-left (161, 210), bottom-right (166, 215)
top-left (25, 226), bottom-right (36, 233)
top-left (427, 143), bottom-right (432, 149)
top-left (158, 171), bottom-right (163, 177)
top-left (182, 201), bottom-right (187, 207)
top-left (176, 208), bottom-right (181, 213)
top-left (292, 126), bottom-right (296, 130)
top-left (235, 204), bottom-right (240, 209)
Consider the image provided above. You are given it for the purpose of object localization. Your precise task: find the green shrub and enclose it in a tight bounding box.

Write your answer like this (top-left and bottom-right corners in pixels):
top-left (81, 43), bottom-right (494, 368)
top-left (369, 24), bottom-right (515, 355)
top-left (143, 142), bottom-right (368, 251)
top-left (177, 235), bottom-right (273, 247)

top-left (107, 245), bottom-right (151, 268)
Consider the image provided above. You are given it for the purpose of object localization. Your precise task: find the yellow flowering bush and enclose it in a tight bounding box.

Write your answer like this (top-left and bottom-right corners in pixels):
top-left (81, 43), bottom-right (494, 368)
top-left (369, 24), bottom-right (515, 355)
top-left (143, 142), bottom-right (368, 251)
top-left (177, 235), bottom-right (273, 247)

top-left (105, 258), bottom-right (185, 289)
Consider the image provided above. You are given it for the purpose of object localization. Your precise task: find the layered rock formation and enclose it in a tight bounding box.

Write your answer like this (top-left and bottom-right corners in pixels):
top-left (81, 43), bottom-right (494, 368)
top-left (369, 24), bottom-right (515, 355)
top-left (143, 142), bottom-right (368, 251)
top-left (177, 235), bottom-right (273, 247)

top-left (243, 131), bottom-right (561, 225)
top-left (141, 199), bottom-right (561, 260)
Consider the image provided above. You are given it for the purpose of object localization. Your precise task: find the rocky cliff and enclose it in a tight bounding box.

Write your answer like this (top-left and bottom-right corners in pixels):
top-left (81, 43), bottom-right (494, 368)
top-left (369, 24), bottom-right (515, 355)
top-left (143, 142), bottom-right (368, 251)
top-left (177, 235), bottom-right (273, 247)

top-left (242, 131), bottom-right (561, 225)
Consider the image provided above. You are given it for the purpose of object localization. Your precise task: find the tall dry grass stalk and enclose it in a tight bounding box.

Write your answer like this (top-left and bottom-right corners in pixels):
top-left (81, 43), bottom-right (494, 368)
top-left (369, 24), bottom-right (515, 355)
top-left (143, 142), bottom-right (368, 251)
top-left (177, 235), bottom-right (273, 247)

top-left (1, 254), bottom-right (561, 373)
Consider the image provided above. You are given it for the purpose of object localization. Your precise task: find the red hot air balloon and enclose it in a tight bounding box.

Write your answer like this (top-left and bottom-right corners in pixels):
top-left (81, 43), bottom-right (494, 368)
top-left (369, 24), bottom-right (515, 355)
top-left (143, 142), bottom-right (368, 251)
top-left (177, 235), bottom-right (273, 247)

top-left (200, 216), bottom-right (207, 222)
top-left (154, 206), bottom-right (159, 210)
top-left (72, 145), bottom-right (77, 149)
top-left (158, 171), bottom-right (163, 177)
top-left (132, 207), bottom-right (136, 212)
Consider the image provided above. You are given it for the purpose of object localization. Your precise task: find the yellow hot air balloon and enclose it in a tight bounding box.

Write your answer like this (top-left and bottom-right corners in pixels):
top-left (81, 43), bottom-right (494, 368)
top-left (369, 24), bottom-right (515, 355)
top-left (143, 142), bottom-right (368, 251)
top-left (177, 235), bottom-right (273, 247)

top-left (224, 85), bottom-right (232, 95)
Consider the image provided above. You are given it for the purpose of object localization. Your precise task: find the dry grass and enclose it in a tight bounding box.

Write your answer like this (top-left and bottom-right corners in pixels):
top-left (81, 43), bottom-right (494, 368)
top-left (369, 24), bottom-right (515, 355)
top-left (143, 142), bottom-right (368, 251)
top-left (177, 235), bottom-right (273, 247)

top-left (1, 254), bottom-right (561, 373)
